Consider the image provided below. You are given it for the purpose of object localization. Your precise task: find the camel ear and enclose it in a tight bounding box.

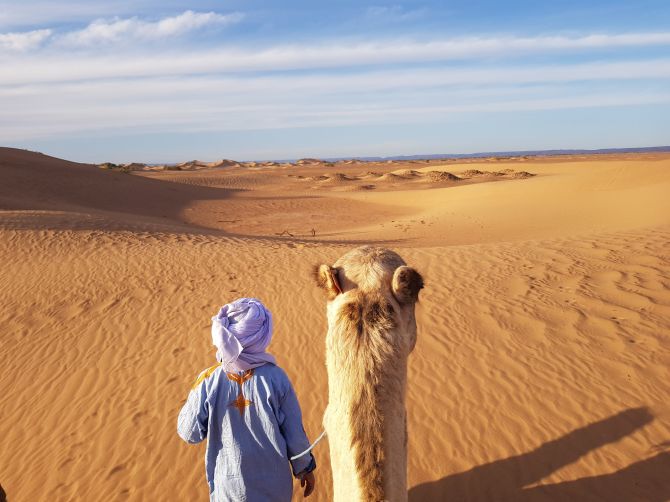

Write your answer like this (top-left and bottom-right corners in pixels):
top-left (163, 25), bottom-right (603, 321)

top-left (314, 264), bottom-right (343, 299)
top-left (392, 266), bottom-right (423, 304)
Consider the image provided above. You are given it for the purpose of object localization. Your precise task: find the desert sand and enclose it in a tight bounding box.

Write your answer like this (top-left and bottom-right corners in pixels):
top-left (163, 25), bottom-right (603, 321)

top-left (1, 147), bottom-right (669, 501)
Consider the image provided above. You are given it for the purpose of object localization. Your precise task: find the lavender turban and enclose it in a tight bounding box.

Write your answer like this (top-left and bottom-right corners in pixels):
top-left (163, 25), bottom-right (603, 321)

top-left (211, 298), bottom-right (276, 372)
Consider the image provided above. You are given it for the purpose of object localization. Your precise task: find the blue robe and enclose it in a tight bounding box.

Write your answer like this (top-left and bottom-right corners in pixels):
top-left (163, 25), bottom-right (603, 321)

top-left (178, 363), bottom-right (316, 502)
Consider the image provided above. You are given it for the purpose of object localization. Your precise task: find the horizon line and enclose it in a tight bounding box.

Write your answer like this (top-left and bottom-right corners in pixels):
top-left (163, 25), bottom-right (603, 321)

top-left (6, 144), bottom-right (668, 165)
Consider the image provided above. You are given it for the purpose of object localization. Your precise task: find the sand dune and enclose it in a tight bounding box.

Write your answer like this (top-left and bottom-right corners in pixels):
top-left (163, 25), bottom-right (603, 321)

top-left (318, 173), bottom-right (357, 183)
top-left (0, 148), bottom-right (238, 231)
top-left (172, 159), bottom-right (240, 170)
top-left (1, 148), bottom-right (669, 501)
top-left (392, 169), bottom-right (423, 178)
top-left (426, 171), bottom-right (462, 182)
top-left (285, 165), bottom-right (535, 193)
top-left (378, 172), bottom-right (405, 182)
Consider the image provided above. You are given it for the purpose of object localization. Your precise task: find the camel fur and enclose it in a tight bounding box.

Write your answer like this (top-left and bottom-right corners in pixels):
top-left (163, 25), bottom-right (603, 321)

top-left (314, 246), bottom-right (423, 502)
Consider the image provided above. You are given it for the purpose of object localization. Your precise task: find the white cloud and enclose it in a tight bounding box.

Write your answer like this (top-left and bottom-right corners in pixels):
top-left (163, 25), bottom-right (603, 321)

top-left (58, 10), bottom-right (243, 46)
top-left (2, 31), bottom-right (670, 83)
top-left (2, 27), bottom-right (670, 147)
top-left (2, 57), bottom-right (669, 143)
top-left (0, 28), bottom-right (51, 51)
top-left (3, 60), bottom-right (670, 99)
top-left (3, 89), bottom-right (669, 144)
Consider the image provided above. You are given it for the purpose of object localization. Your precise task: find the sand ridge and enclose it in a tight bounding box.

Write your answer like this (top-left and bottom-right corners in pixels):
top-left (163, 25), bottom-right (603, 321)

top-left (289, 167), bottom-right (532, 191)
top-left (1, 148), bottom-right (669, 501)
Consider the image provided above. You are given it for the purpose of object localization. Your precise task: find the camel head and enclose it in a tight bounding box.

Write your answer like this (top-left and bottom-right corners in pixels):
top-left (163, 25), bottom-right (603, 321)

top-left (314, 246), bottom-right (423, 351)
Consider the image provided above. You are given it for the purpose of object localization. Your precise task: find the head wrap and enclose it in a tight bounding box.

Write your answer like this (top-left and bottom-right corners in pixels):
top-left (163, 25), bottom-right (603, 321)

top-left (211, 298), bottom-right (276, 372)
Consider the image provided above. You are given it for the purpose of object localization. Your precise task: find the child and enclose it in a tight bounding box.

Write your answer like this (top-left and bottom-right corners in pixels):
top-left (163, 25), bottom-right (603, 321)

top-left (178, 298), bottom-right (317, 501)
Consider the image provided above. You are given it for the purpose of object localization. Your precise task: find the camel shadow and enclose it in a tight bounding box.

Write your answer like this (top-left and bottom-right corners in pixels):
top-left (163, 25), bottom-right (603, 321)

top-left (409, 407), bottom-right (670, 502)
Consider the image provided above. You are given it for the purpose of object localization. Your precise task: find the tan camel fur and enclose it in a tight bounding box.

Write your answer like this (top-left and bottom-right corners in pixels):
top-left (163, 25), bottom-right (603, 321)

top-left (314, 246), bottom-right (423, 502)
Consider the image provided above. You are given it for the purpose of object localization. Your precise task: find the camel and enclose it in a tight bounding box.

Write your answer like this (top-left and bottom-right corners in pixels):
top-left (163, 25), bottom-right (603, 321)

top-left (314, 246), bottom-right (423, 502)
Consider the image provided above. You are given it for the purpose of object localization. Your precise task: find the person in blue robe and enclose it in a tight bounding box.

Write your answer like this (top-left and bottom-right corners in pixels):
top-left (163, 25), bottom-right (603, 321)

top-left (178, 298), bottom-right (317, 501)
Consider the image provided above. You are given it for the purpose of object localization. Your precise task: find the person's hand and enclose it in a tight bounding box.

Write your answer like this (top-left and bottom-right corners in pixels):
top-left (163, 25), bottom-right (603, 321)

top-left (299, 471), bottom-right (315, 498)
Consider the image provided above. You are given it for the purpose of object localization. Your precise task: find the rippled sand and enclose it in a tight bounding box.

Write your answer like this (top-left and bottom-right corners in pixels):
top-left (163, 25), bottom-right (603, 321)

top-left (1, 147), bottom-right (669, 501)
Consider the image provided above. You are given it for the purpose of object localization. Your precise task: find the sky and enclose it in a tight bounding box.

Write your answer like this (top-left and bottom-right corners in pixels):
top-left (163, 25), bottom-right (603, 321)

top-left (1, 0), bottom-right (669, 163)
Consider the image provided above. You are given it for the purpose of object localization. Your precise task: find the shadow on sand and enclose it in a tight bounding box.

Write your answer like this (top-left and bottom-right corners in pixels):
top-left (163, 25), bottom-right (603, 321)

top-left (409, 407), bottom-right (670, 502)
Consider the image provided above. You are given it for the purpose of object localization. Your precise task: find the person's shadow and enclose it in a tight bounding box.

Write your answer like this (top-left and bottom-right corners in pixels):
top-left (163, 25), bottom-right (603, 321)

top-left (409, 407), bottom-right (670, 501)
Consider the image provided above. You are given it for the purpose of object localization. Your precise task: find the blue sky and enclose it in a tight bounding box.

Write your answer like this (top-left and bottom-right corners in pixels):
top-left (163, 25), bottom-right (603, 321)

top-left (1, 1), bottom-right (669, 162)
